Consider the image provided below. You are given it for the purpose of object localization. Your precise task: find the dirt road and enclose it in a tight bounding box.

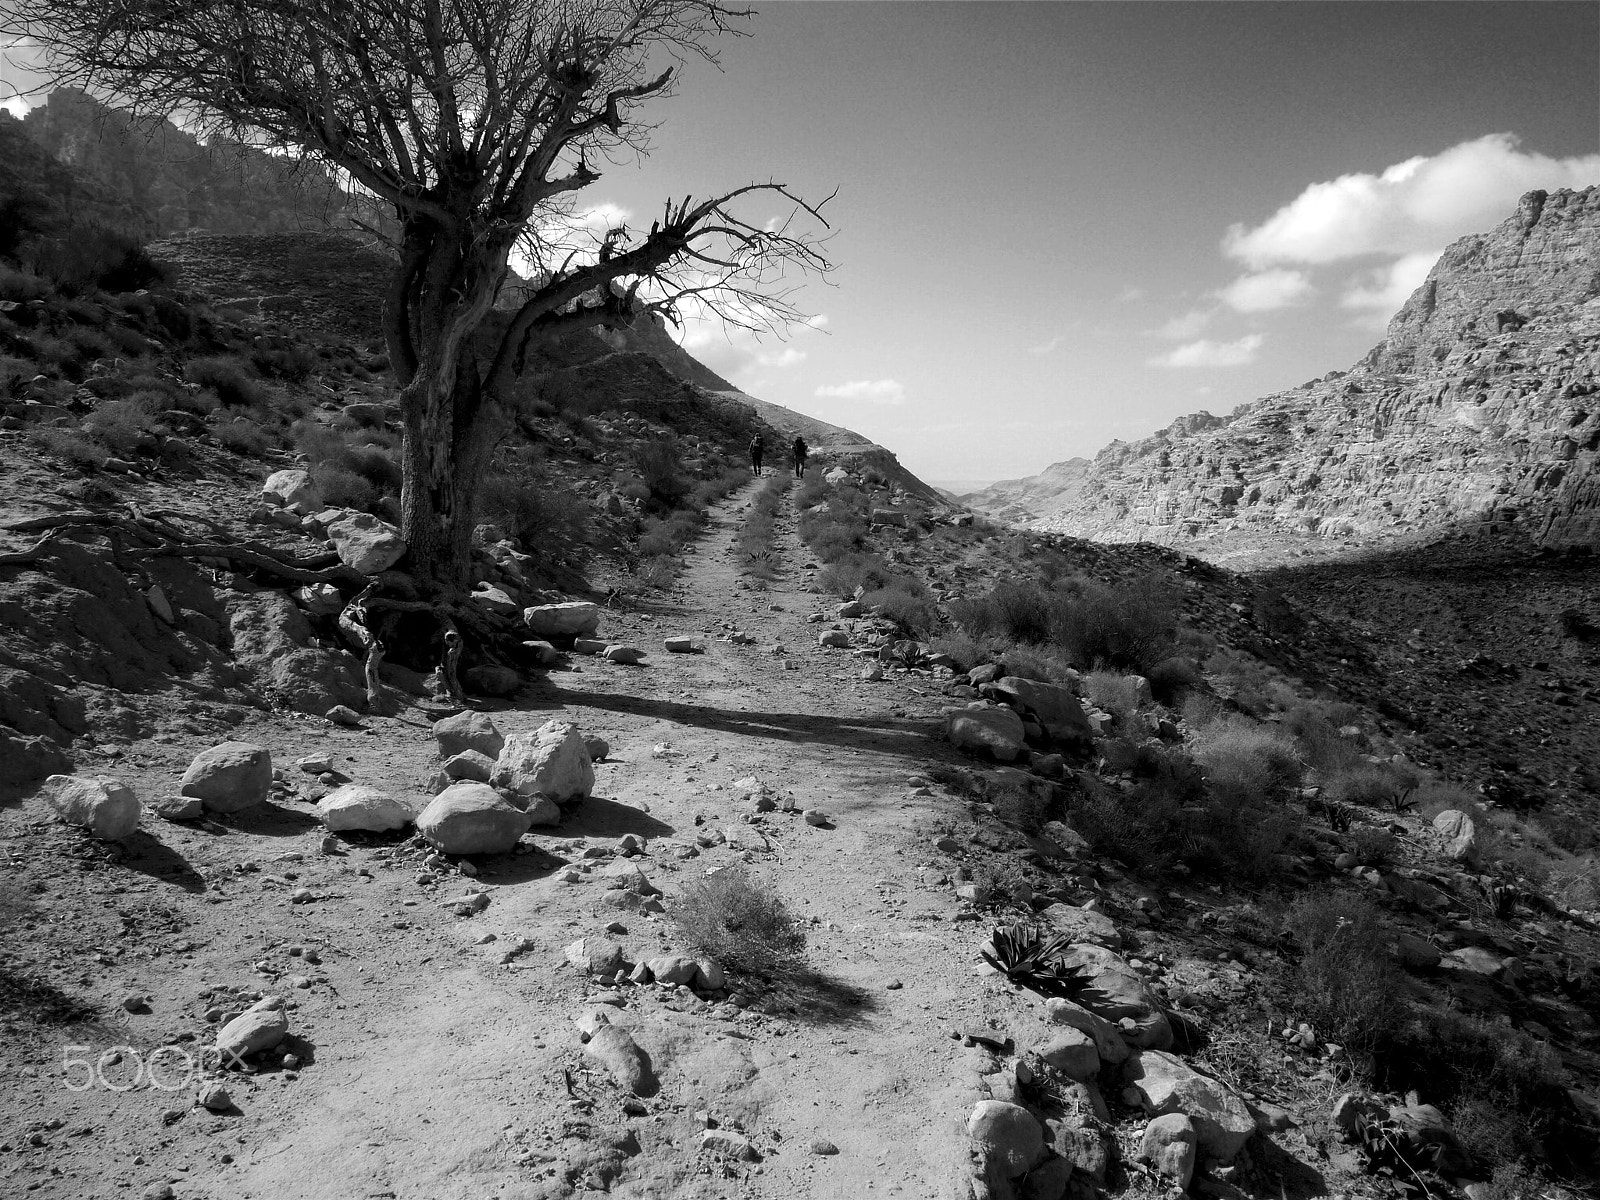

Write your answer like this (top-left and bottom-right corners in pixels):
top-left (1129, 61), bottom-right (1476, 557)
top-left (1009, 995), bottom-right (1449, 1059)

top-left (3, 480), bottom-right (1002, 1200)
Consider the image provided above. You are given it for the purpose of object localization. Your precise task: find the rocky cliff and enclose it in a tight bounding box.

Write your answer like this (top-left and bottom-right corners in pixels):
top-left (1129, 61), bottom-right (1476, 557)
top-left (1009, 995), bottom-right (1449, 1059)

top-left (19, 89), bottom-right (379, 239)
top-left (995, 188), bottom-right (1600, 555)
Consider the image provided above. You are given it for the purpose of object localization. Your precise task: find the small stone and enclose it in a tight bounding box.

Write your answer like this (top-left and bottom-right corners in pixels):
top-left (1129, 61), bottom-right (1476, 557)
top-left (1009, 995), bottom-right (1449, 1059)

top-left (122, 994), bottom-right (148, 1014)
top-left (808, 1137), bottom-right (839, 1155)
top-left (699, 1129), bottom-right (758, 1161)
top-left (967, 1100), bottom-right (1044, 1178)
top-left (803, 809), bottom-right (831, 827)
top-left (1140, 1113), bottom-right (1197, 1190)
top-left (197, 1082), bottom-right (231, 1113)
top-left (325, 705), bottom-right (363, 727)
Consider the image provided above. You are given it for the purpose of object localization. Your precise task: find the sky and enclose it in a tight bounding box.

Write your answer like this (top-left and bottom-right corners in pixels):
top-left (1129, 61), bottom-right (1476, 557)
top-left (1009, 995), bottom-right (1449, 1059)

top-left (5, 2), bottom-right (1599, 490)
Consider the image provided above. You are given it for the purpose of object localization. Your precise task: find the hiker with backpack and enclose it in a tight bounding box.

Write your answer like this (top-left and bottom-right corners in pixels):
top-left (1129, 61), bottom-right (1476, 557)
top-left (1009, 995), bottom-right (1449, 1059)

top-left (792, 435), bottom-right (808, 475)
top-left (749, 433), bottom-right (765, 476)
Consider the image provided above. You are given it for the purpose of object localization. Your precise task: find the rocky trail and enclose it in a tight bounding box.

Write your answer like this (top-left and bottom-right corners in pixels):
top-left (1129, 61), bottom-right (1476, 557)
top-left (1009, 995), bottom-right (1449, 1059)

top-left (0, 479), bottom-right (1037, 1200)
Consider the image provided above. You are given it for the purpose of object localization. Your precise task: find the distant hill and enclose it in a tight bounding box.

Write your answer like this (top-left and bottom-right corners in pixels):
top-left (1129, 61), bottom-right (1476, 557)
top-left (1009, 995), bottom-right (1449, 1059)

top-left (968, 188), bottom-right (1600, 558)
top-left (957, 457), bottom-right (1093, 525)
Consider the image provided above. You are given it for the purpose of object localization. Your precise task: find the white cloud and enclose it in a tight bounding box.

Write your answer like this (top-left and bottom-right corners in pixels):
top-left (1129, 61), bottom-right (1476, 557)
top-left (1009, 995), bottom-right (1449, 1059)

top-left (1116, 285), bottom-right (1145, 303)
top-left (1339, 251), bottom-right (1438, 329)
top-left (757, 346), bottom-right (806, 368)
top-left (1029, 335), bottom-right (1062, 356)
top-left (1215, 268), bottom-right (1315, 313)
top-left (1150, 334), bottom-right (1264, 368)
top-left (1224, 133), bottom-right (1600, 268)
top-left (814, 378), bottom-right (905, 405)
top-left (1154, 309), bottom-right (1212, 340)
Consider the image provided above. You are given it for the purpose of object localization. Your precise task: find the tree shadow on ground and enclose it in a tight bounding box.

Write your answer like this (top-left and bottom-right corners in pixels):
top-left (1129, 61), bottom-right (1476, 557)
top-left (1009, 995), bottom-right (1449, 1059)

top-left (203, 800), bottom-right (322, 838)
top-left (117, 831), bottom-right (207, 893)
top-left (1247, 1133), bottom-right (1332, 1200)
top-left (0, 963), bottom-right (102, 1027)
top-left (741, 960), bottom-right (881, 1028)
top-left (534, 689), bottom-right (944, 764)
top-left (556, 796), bottom-right (676, 841)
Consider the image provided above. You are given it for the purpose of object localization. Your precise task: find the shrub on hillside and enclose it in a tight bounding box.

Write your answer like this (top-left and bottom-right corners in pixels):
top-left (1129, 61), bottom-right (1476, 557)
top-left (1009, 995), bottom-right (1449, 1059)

top-left (1145, 655), bottom-right (1203, 706)
top-left (0, 263), bottom-right (50, 302)
top-left (1323, 762), bottom-right (1418, 809)
top-left (478, 468), bottom-right (589, 548)
top-left (251, 344), bottom-right (317, 381)
top-left (23, 225), bottom-right (168, 294)
top-left (82, 400), bottom-right (159, 456)
top-left (29, 426), bottom-right (103, 466)
top-left (185, 356), bottom-right (265, 409)
top-left (311, 464), bottom-right (377, 511)
top-left (864, 581), bottom-right (937, 635)
top-left (930, 630), bottom-right (991, 673)
top-left (1281, 891), bottom-right (1403, 1060)
top-left (634, 440), bottom-right (690, 507)
top-left (1193, 721), bottom-right (1302, 808)
top-left (1052, 575), bottom-right (1178, 672)
top-left (949, 580), bottom-right (1054, 645)
top-left (1084, 670), bottom-right (1140, 727)
top-left (671, 868), bottom-right (805, 977)
top-left (211, 416), bottom-right (271, 455)
top-left (1384, 1007), bottom-right (1575, 1178)
top-left (1000, 644), bottom-right (1077, 687)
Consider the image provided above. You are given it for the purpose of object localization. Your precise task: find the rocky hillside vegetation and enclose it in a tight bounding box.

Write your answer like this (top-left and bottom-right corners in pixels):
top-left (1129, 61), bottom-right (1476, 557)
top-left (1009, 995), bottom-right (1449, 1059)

top-left (973, 189), bottom-right (1600, 562)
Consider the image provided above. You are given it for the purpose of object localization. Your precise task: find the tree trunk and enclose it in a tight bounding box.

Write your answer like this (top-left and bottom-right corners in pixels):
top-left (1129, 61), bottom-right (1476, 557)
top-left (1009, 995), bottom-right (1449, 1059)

top-left (397, 367), bottom-right (500, 594)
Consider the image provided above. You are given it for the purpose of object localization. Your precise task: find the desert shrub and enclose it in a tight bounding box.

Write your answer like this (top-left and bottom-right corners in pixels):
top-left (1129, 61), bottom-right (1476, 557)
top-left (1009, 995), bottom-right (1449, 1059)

top-left (1347, 826), bottom-right (1396, 867)
top-left (211, 417), bottom-right (271, 455)
top-left (251, 344), bottom-right (317, 381)
top-left (1145, 655), bottom-right (1203, 705)
top-left (1383, 1007), bottom-right (1575, 1178)
top-left (478, 469), bottom-right (589, 548)
top-left (633, 554), bottom-right (679, 590)
top-left (82, 400), bottom-right (158, 455)
top-left (0, 354), bottom-right (38, 395)
top-left (0, 189), bottom-right (56, 261)
top-left (1537, 809), bottom-right (1600, 856)
top-left (184, 356), bottom-right (265, 409)
top-left (950, 579), bottom-right (1054, 645)
top-left (1084, 670), bottom-right (1139, 726)
top-left (54, 326), bottom-right (113, 373)
top-left (1070, 752), bottom-right (1204, 874)
top-left (1282, 701), bottom-right (1367, 777)
top-left (101, 323), bottom-right (153, 358)
top-left (28, 427), bottom-right (102, 466)
top-left (634, 440), bottom-right (690, 507)
top-left (864, 581), bottom-right (937, 634)
top-left (1322, 762), bottom-right (1416, 809)
top-left (618, 481), bottom-right (651, 504)
top-left (1192, 721), bottom-right (1302, 808)
top-left (171, 387), bottom-right (221, 417)
top-left (344, 443), bottom-right (402, 493)
top-left (0, 263), bottom-right (50, 302)
top-left (671, 868), bottom-right (805, 977)
top-left (1052, 575), bottom-right (1178, 672)
top-left (817, 550), bottom-right (894, 598)
top-left (793, 470), bottom-right (826, 509)
top-left (311, 464), bottom-right (377, 511)
top-left (1001, 643), bottom-right (1077, 687)
top-left (1280, 891), bottom-right (1403, 1059)
top-left (23, 225), bottom-right (168, 294)
top-left (931, 630), bottom-right (991, 673)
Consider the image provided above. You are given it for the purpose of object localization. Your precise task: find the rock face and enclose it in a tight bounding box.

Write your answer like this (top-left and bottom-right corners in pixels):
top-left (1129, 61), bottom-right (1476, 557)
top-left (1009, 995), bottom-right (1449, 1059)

top-left (491, 721), bottom-right (595, 803)
top-left (179, 742), bottom-right (272, 813)
top-left (261, 470), bottom-right (322, 513)
top-left (1124, 1050), bottom-right (1254, 1162)
top-left (978, 189), bottom-right (1600, 554)
top-left (946, 706), bottom-right (1027, 762)
top-left (317, 784), bottom-right (412, 832)
top-left (41, 774), bottom-right (140, 839)
top-left (967, 1101), bottom-right (1045, 1178)
top-left (433, 712), bottom-right (505, 760)
top-left (415, 782), bottom-right (531, 854)
top-left (990, 677), bottom-right (1093, 744)
top-left (524, 602), bottom-right (601, 639)
top-left (324, 510), bottom-right (407, 574)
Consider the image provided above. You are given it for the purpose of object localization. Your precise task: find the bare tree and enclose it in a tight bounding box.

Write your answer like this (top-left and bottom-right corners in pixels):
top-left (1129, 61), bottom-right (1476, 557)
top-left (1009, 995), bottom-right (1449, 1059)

top-left (6, 0), bottom-right (830, 595)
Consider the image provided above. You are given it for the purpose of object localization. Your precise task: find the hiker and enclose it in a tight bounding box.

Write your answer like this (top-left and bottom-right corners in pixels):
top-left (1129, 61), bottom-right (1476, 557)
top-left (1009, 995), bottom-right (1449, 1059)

top-left (792, 435), bottom-right (808, 475)
top-left (749, 433), bottom-right (765, 476)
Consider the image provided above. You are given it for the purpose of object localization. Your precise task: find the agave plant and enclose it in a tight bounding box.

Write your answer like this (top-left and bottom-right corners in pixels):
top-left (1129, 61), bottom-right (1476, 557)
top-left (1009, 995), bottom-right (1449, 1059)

top-left (980, 924), bottom-right (1093, 998)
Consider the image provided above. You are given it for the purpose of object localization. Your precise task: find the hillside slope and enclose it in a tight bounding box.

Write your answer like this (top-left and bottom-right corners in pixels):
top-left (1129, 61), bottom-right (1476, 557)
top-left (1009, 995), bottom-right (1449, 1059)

top-left (973, 188), bottom-right (1600, 559)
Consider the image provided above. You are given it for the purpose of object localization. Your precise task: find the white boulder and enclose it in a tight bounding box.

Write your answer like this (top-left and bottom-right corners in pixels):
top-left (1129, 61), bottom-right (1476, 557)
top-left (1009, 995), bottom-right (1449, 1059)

top-left (491, 720), bottom-right (594, 803)
top-left (41, 774), bottom-right (140, 840)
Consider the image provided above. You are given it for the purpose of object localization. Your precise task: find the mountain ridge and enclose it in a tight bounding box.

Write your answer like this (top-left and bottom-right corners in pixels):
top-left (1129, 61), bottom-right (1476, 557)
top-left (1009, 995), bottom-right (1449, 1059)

top-left (966, 187), bottom-right (1600, 561)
